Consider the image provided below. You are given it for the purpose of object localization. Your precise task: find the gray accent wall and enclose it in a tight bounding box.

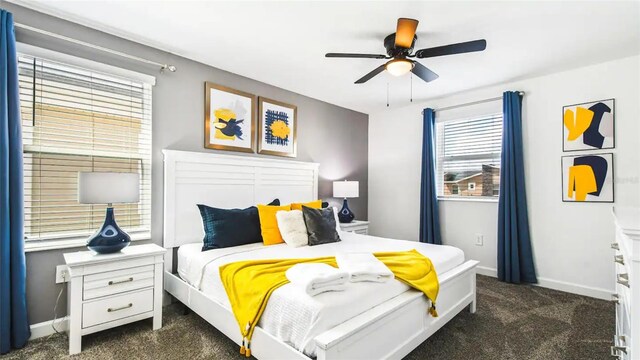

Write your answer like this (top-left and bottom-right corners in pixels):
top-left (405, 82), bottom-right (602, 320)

top-left (2, 2), bottom-right (368, 325)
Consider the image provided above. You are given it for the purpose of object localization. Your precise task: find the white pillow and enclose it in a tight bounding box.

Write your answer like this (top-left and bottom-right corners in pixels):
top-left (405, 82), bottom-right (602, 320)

top-left (276, 210), bottom-right (309, 247)
top-left (332, 207), bottom-right (342, 234)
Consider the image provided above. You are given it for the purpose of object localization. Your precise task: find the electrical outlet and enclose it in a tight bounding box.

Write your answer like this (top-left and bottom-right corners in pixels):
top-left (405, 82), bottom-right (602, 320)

top-left (55, 265), bottom-right (69, 284)
top-left (475, 234), bottom-right (484, 246)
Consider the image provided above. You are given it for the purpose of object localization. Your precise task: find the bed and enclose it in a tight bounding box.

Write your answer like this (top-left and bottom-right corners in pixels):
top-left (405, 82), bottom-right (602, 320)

top-left (162, 150), bottom-right (478, 360)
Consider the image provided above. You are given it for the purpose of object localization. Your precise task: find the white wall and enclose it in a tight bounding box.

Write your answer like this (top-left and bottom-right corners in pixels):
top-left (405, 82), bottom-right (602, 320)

top-left (368, 55), bottom-right (640, 299)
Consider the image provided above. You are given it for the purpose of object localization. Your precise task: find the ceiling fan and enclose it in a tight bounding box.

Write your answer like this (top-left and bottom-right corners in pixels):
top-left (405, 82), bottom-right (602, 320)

top-left (326, 18), bottom-right (487, 84)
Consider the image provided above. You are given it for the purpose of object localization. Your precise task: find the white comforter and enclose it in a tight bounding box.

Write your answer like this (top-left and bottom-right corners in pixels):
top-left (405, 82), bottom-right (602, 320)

top-left (177, 231), bottom-right (464, 357)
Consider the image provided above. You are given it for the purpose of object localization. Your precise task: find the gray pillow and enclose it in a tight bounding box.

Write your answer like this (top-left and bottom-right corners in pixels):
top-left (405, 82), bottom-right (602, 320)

top-left (302, 206), bottom-right (341, 246)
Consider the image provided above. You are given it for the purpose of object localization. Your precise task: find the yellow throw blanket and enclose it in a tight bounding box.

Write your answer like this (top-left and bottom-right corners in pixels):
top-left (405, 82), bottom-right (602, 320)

top-left (219, 249), bottom-right (439, 357)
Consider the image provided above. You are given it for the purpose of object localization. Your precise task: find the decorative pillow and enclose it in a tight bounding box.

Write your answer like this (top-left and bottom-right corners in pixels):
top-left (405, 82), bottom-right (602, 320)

top-left (302, 206), bottom-right (341, 246)
top-left (332, 207), bottom-right (342, 234)
top-left (257, 204), bottom-right (292, 245)
top-left (275, 210), bottom-right (308, 247)
top-left (197, 205), bottom-right (262, 251)
top-left (268, 199), bottom-right (281, 206)
top-left (290, 200), bottom-right (322, 211)
top-left (198, 199), bottom-right (280, 251)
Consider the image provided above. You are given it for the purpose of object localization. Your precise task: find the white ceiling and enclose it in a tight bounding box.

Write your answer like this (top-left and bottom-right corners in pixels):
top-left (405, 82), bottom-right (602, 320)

top-left (12, 1), bottom-right (640, 114)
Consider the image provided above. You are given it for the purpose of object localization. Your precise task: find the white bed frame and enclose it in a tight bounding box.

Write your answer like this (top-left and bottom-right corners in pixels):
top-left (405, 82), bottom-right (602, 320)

top-left (162, 149), bottom-right (478, 360)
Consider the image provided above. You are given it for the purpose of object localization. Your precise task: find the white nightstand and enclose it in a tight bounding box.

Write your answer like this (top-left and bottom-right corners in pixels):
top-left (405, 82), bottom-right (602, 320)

top-left (63, 244), bottom-right (166, 355)
top-left (339, 220), bottom-right (370, 235)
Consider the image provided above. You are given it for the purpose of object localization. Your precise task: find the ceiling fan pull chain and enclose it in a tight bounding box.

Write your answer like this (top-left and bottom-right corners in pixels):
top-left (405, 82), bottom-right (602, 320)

top-left (410, 73), bottom-right (413, 102)
top-left (386, 82), bottom-right (389, 107)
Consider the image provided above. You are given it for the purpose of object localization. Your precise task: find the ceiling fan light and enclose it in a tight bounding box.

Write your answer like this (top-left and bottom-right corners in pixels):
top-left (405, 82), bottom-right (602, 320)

top-left (385, 59), bottom-right (413, 76)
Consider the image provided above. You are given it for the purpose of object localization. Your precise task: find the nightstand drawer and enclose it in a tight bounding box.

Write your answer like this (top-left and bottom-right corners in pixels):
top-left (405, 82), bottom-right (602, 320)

top-left (83, 265), bottom-right (154, 300)
top-left (339, 221), bottom-right (369, 235)
top-left (82, 288), bottom-right (153, 328)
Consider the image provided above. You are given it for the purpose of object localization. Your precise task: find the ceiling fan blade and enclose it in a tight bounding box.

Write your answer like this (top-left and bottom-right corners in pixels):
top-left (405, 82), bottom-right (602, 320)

top-left (326, 53), bottom-right (387, 59)
top-left (355, 64), bottom-right (386, 84)
top-left (414, 39), bottom-right (487, 59)
top-left (411, 61), bottom-right (439, 83)
top-left (395, 18), bottom-right (419, 48)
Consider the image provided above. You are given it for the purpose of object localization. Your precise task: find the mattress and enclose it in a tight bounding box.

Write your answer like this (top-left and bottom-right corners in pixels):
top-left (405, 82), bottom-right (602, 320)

top-left (177, 231), bottom-right (465, 357)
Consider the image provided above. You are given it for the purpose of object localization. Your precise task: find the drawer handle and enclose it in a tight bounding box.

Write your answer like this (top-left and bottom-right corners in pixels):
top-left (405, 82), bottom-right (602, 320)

top-left (107, 303), bottom-right (133, 313)
top-left (614, 255), bottom-right (625, 265)
top-left (611, 242), bottom-right (620, 250)
top-left (617, 274), bottom-right (630, 288)
top-left (611, 345), bottom-right (627, 355)
top-left (612, 294), bottom-right (620, 304)
top-left (108, 277), bottom-right (134, 286)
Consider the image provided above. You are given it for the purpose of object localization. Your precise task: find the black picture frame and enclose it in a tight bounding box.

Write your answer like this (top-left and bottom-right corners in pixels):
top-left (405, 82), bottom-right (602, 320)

top-left (561, 153), bottom-right (614, 203)
top-left (562, 98), bottom-right (615, 152)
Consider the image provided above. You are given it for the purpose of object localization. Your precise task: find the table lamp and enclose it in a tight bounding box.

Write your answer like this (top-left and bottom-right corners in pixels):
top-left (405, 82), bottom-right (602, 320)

top-left (78, 172), bottom-right (140, 254)
top-left (333, 180), bottom-right (359, 223)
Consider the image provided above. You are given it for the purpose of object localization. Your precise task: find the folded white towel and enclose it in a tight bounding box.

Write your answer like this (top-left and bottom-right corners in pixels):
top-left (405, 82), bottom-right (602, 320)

top-left (336, 252), bottom-right (394, 283)
top-left (286, 263), bottom-right (348, 296)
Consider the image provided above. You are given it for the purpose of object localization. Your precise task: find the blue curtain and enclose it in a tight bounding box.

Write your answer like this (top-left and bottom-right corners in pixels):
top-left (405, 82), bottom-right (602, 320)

top-left (497, 91), bottom-right (537, 284)
top-left (419, 108), bottom-right (442, 245)
top-left (0, 9), bottom-right (30, 354)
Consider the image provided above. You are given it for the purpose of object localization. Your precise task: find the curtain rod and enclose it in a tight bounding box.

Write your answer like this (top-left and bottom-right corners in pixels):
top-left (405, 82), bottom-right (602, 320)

top-left (14, 23), bottom-right (177, 73)
top-left (421, 91), bottom-right (525, 115)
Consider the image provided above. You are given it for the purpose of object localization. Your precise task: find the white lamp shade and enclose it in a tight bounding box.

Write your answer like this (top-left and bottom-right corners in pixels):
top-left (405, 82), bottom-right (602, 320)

top-left (78, 172), bottom-right (140, 204)
top-left (333, 180), bottom-right (359, 198)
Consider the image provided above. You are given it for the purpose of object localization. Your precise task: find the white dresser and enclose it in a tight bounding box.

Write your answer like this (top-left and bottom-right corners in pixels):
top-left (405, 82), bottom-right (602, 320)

top-left (64, 244), bottom-right (166, 355)
top-left (612, 207), bottom-right (640, 359)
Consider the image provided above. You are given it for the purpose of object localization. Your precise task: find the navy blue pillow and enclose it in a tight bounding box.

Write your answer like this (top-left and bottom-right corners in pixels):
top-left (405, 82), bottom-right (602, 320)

top-left (198, 199), bottom-right (279, 251)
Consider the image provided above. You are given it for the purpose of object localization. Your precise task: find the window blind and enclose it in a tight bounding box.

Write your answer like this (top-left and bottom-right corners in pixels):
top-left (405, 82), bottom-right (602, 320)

top-left (18, 54), bottom-right (152, 242)
top-left (435, 114), bottom-right (502, 197)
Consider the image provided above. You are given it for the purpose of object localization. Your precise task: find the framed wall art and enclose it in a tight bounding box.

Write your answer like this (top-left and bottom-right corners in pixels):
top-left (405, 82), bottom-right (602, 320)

top-left (563, 98), bottom-right (614, 152)
top-left (258, 97), bottom-right (297, 157)
top-left (205, 82), bottom-right (255, 153)
top-left (561, 153), bottom-right (614, 203)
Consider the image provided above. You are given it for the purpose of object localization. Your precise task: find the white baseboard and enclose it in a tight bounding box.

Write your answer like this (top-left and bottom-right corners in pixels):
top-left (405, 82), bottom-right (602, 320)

top-left (29, 318), bottom-right (68, 340)
top-left (475, 266), bottom-right (612, 300)
top-left (535, 276), bottom-right (612, 300)
top-left (476, 266), bottom-right (498, 277)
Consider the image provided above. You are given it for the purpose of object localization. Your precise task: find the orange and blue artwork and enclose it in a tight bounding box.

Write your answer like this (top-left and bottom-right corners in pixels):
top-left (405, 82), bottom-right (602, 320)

top-left (258, 97), bottom-right (297, 157)
top-left (563, 99), bottom-right (614, 151)
top-left (562, 153), bottom-right (613, 202)
top-left (205, 82), bottom-right (255, 153)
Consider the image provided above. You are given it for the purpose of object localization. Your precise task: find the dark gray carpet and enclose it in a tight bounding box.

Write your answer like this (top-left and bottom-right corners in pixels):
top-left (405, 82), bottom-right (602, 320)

top-left (5, 276), bottom-right (613, 359)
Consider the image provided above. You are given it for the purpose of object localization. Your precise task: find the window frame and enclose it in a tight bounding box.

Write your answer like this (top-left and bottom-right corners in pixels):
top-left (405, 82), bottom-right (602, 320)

top-left (435, 112), bottom-right (503, 203)
top-left (18, 44), bottom-right (155, 252)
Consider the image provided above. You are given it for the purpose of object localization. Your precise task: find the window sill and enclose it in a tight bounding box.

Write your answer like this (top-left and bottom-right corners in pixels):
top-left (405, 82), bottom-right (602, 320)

top-left (438, 196), bottom-right (499, 203)
top-left (24, 233), bottom-right (151, 253)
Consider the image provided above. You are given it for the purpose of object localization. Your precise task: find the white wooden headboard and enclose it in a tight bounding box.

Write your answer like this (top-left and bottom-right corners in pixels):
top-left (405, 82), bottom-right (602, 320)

top-left (162, 150), bottom-right (319, 249)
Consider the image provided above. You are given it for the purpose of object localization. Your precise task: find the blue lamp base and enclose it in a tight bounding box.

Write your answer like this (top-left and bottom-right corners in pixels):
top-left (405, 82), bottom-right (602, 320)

top-left (87, 207), bottom-right (131, 254)
top-left (338, 198), bottom-right (355, 223)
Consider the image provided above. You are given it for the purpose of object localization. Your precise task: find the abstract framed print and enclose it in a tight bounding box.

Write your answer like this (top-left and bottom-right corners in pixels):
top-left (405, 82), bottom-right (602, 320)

top-left (562, 153), bottom-right (614, 203)
top-left (205, 82), bottom-right (255, 153)
top-left (258, 97), bottom-right (297, 157)
top-left (563, 98), bottom-right (614, 152)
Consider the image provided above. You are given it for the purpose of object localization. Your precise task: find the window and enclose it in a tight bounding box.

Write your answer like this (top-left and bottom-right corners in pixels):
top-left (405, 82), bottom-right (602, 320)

top-left (18, 53), bottom-right (152, 243)
top-left (436, 114), bottom-right (502, 198)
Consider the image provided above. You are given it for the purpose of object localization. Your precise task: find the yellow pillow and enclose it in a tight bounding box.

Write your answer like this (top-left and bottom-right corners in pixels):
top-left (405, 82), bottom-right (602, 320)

top-left (290, 200), bottom-right (322, 211)
top-left (257, 204), bottom-right (291, 245)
